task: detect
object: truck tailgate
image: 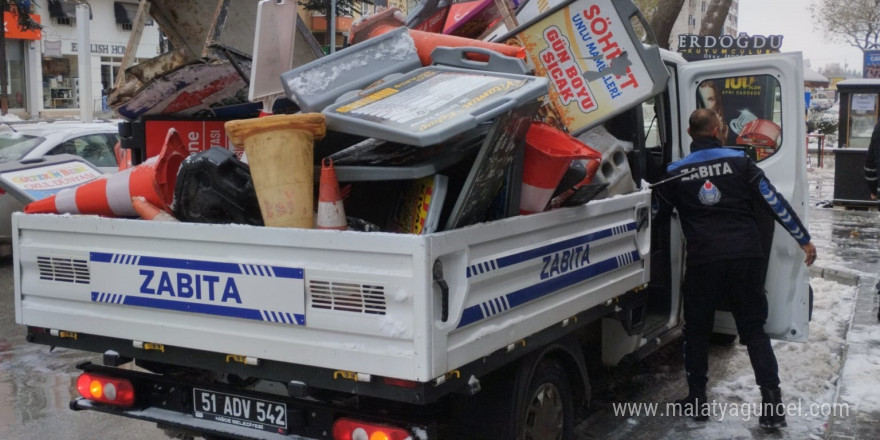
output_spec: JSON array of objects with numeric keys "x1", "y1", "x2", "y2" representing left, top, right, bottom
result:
[{"x1": 14, "y1": 190, "x2": 650, "y2": 383}]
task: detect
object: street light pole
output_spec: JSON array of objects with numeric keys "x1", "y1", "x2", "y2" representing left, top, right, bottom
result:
[
  {"x1": 330, "y1": 0, "x2": 337, "y2": 53},
  {"x1": 76, "y1": 3, "x2": 94, "y2": 122}
]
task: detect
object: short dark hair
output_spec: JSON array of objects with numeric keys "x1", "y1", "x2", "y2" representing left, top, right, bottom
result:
[{"x1": 689, "y1": 108, "x2": 720, "y2": 137}]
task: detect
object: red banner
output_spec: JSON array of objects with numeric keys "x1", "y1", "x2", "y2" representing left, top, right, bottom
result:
[{"x1": 5, "y1": 11, "x2": 41, "y2": 40}]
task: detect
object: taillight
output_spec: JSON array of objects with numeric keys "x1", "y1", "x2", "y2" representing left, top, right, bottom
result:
[
  {"x1": 382, "y1": 377, "x2": 417, "y2": 389},
  {"x1": 76, "y1": 373, "x2": 135, "y2": 407},
  {"x1": 332, "y1": 417, "x2": 411, "y2": 440}
]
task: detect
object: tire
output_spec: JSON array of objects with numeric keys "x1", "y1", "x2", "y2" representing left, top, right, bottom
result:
[
  {"x1": 809, "y1": 284, "x2": 814, "y2": 321},
  {"x1": 518, "y1": 360, "x2": 574, "y2": 440},
  {"x1": 160, "y1": 428, "x2": 194, "y2": 440}
]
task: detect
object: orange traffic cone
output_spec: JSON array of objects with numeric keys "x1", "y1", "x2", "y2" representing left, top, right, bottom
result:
[
  {"x1": 520, "y1": 123, "x2": 602, "y2": 215},
  {"x1": 132, "y1": 196, "x2": 178, "y2": 222},
  {"x1": 349, "y1": 8, "x2": 525, "y2": 66},
  {"x1": 316, "y1": 158, "x2": 347, "y2": 230},
  {"x1": 25, "y1": 129, "x2": 188, "y2": 217},
  {"x1": 114, "y1": 140, "x2": 132, "y2": 171}
]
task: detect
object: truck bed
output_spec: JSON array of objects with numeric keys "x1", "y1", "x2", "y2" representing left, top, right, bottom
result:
[{"x1": 14, "y1": 190, "x2": 650, "y2": 386}]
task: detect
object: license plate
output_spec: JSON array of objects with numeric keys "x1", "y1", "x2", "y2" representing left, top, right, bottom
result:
[{"x1": 193, "y1": 388, "x2": 287, "y2": 434}]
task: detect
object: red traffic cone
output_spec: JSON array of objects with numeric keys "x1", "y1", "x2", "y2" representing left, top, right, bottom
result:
[
  {"x1": 132, "y1": 196, "x2": 178, "y2": 222},
  {"x1": 349, "y1": 8, "x2": 525, "y2": 66},
  {"x1": 520, "y1": 123, "x2": 602, "y2": 215},
  {"x1": 316, "y1": 158, "x2": 347, "y2": 230},
  {"x1": 113, "y1": 139, "x2": 132, "y2": 171},
  {"x1": 25, "y1": 129, "x2": 188, "y2": 217}
]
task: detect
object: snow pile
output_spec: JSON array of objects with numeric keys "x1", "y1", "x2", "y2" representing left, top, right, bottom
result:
[{"x1": 0, "y1": 113, "x2": 22, "y2": 122}]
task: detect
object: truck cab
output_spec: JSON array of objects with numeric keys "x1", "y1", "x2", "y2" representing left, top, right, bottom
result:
[{"x1": 601, "y1": 50, "x2": 811, "y2": 365}]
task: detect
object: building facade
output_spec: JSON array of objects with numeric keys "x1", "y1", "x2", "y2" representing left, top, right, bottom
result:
[
  {"x1": 10, "y1": 0, "x2": 160, "y2": 119},
  {"x1": 296, "y1": 0, "x2": 412, "y2": 51}
]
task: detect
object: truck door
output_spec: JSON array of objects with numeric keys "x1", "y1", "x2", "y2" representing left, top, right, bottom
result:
[{"x1": 675, "y1": 53, "x2": 811, "y2": 342}]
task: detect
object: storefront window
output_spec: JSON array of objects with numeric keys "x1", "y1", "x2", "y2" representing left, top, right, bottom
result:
[
  {"x1": 100, "y1": 57, "x2": 124, "y2": 112},
  {"x1": 696, "y1": 74, "x2": 783, "y2": 162},
  {"x1": 847, "y1": 93, "x2": 879, "y2": 149},
  {"x1": 42, "y1": 55, "x2": 80, "y2": 109},
  {"x1": 5, "y1": 40, "x2": 27, "y2": 109}
]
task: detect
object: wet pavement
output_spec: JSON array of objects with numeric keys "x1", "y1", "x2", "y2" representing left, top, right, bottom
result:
[
  {"x1": 0, "y1": 255, "x2": 167, "y2": 440},
  {"x1": 0, "y1": 153, "x2": 878, "y2": 439}
]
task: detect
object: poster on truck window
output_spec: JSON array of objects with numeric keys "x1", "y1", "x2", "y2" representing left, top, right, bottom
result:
[
  {"x1": 504, "y1": 0, "x2": 665, "y2": 134},
  {"x1": 696, "y1": 75, "x2": 783, "y2": 161}
]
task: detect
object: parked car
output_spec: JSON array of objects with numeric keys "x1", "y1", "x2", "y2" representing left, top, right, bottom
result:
[
  {"x1": 0, "y1": 121, "x2": 120, "y2": 254},
  {"x1": 810, "y1": 90, "x2": 836, "y2": 111}
]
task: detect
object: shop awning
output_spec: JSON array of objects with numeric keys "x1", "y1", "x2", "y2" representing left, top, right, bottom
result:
[
  {"x1": 805, "y1": 66, "x2": 830, "y2": 88},
  {"x1": 114, "y1": 2, "x2": 137, "y2": 25},
  {"x1": 48, "y1": 0, "x2": 76, "y2": 19},
  {"x1": 115, "y1": 1, "x2": 152, "y2": 26}
]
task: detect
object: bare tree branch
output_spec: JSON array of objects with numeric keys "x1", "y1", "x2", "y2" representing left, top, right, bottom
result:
[{"x1": 810, "y1": 0, "x2": 880, "y2": 51}]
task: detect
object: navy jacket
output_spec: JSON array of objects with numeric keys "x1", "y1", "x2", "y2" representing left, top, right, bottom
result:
[
  {"x1": 865, "y1": 121, "x2": 880, "y2": 196},
  {"x1": 656, "y1": 136, "x2": 810, "y2": 265}
]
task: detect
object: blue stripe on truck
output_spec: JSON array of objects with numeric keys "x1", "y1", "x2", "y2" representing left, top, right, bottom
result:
[
  {"x1": 89, "y1": 291, "x2": 306, "y2": 325},
  {"x1": 457, "y1": 250, "x2": 641, "y2": 328},
  {"x1": 90, "y1": 252, "x2": 304, "y2": 279},
  {"x1": 466, "y1": 222, "x2": 636, "y2": 279}
]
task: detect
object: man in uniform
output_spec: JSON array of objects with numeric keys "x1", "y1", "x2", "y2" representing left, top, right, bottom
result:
[
  {"x1": 656, "y1": 108, "x2": 817, "y2": 430},
  {"x1": 864, "y1": 119, "x2": 880, "y2": 301}
]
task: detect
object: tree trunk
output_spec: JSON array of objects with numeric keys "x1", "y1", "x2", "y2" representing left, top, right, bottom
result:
[
  {"x1": 649, "y1": 0, "x2": 686, "y2": 49},
  {"x1": 700, "y1": 0, "x2": 733, "y2": 37}
]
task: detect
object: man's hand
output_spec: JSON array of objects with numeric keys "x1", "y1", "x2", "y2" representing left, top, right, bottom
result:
[
  {"x1": 801, "y1": 242, "x2": 817, "y2": 266},
  {"x1": 871, "y1": 193, "x2": 878, "y2": 200}
]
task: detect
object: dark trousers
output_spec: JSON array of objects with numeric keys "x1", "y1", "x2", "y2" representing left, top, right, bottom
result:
[{"x1": 682, "y1": 258, "x2": 780, "y2": 390}]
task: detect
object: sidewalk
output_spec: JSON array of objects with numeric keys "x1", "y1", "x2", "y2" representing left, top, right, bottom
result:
[
  {"x1": 826, "y1": 271, "x2": 880, "y2": 440},
  {"x1": 806, "y1": 152, "x2": 880, "y2": 440}
]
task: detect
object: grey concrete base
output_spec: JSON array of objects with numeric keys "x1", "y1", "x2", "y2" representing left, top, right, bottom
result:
[
  {"x1": 810, "y1": 265, "x2": 861, "y2": 286},
  {"x1": 825, "y1": 273, "x2": 880, "y2": 440}
]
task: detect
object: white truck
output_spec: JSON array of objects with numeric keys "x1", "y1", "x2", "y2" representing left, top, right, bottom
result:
[{"x1": 11, "y1": 14, "x2": 810, "y2": 440}]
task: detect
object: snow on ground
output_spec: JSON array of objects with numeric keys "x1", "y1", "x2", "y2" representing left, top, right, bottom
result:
[
  {"x1": 681, "y1": 278, "x2": 857, "y2": 440},
  {"x1": 575, "y1": 277, "x2": 860, "y2": 440},
  {"x1": 0, "y1": 113, "x2": 22, "y2": 122},
  {"x1": 839, "y1": 322, "x2": 880, "y2": 413}
]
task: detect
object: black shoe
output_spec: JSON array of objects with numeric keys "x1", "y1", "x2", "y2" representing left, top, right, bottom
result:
[
  {"x1": 674, "y1": 389, "x2": 709, "y2": 421},
  {"x1": 759, "y1": 387, "x2": 787, "y2": 431}
]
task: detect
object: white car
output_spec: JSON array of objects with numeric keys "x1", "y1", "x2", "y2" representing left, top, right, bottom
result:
[{"x1": 0, "y1": 121, "x2": 120, "y2": 254}]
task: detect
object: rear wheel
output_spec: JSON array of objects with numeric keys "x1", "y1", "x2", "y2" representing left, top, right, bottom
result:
[{"x1": 519, "y1": 360, "x2": 573, "y2": 440}]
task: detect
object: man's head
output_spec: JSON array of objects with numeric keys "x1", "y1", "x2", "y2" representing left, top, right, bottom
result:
[{"x1": 688, "y1": 108, "x2": 723, "y2": 142}]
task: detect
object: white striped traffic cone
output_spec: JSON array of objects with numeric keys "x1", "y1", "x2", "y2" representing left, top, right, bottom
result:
[
  {"x1": 25, "y1": 129, "x2": 188, "y2": 217},
  {"x1": 316, "y1": 158, "x2": 347, "y2": 230}
]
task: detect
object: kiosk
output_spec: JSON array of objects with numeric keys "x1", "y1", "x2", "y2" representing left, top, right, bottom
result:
[{"x1": 833, "y1": 79, "x2": 880, "y2": 208}]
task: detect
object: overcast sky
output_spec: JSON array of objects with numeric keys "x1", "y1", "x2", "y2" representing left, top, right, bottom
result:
[{"x1": 738, "y1": 0, "x2": 866, "y2": 72}]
